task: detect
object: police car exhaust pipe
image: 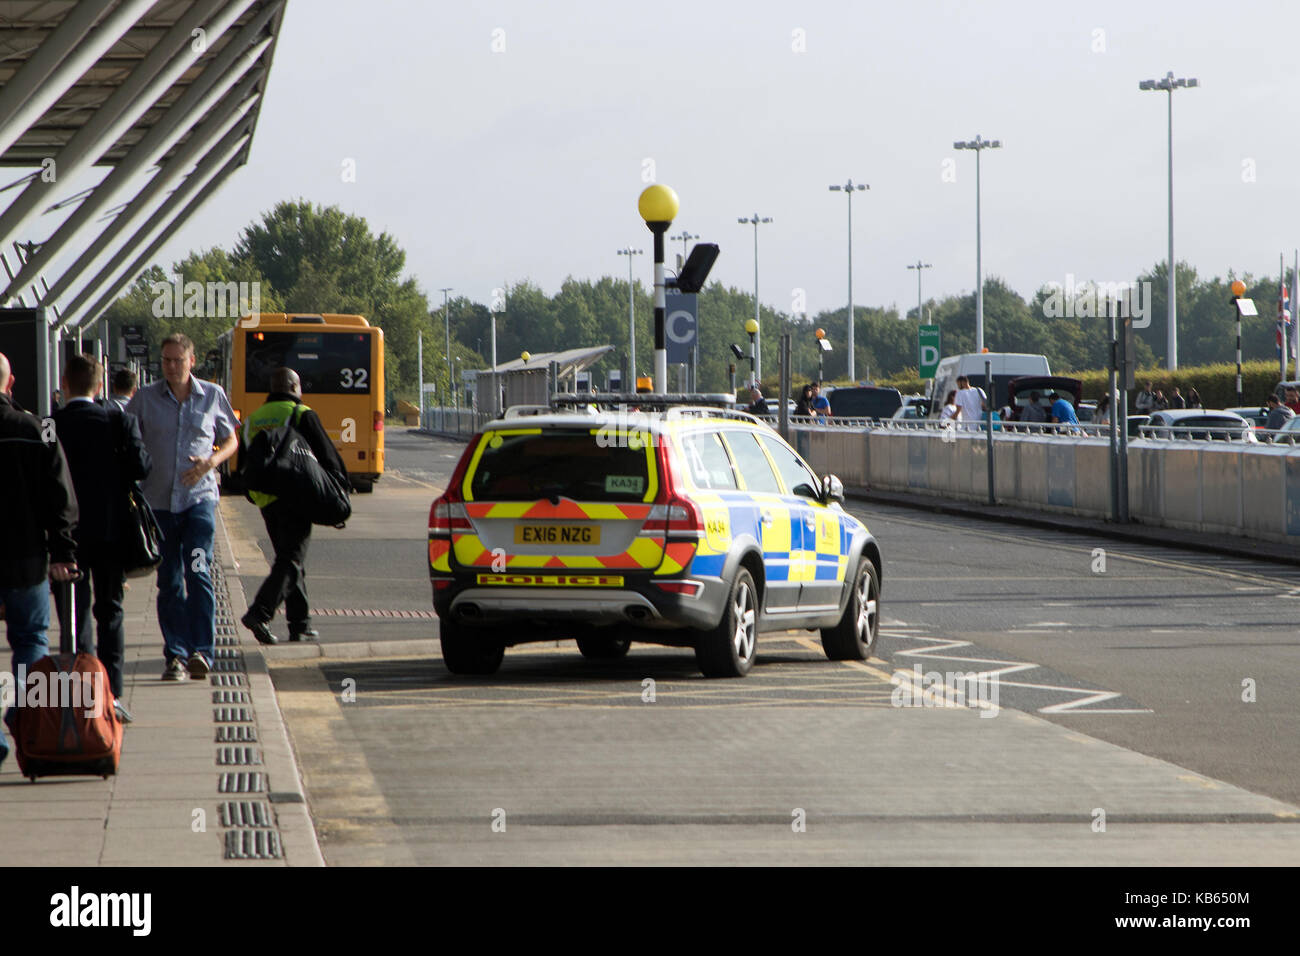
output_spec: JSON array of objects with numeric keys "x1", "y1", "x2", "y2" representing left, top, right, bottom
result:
[
  {"x1": 626, "y1": 606, "x2": 650, "y2": 622},
  {"x1": 458, "y1": 603, "x2": 481, "y2": 619}
]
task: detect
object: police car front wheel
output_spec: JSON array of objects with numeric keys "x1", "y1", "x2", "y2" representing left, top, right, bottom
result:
[{"x1": 822, "y1": 560, "x2": 879, "y2": 661}]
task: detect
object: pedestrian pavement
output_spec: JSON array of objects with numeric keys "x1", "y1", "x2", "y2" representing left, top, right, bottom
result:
[{"x1": 0, "y1": 505, "x2": 323, "y2": 867}]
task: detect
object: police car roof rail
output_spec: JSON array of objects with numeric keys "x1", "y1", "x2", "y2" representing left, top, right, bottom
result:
[{"x1": 549, "y1": 391, "x2": 738, "y2": 412}]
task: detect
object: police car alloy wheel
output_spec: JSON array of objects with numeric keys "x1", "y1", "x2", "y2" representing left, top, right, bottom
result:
[
  {"x1": 821, "y1": 560, "x2": 879, "y2": 661},
  {"x1": 694, "y1": 568, "x2": 758, "y2": 678}
]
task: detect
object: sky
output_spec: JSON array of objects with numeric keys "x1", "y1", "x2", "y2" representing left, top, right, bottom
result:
[{"x1": 36, "y1": 0, "x2": 1300, "y2": 324}]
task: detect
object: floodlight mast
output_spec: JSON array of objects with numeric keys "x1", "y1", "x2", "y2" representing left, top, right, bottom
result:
[
  {"x1": 829, "y1": 180, "x2": 868, "y2": 381},
  {"x1": 1139, "y1": 71, "x2": 1199, "y2": 370},
  {"x1": 953, "y1": 136, "x2": 1001, "y2": 353}
]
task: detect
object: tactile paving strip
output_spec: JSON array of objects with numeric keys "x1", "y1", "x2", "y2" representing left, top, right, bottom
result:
[
  {"x1": 224, "y1": 828, "x2": 282, "y2": 860},
  {"x1": 211, "y1": 560, "x2": 285, "y2": 862}
]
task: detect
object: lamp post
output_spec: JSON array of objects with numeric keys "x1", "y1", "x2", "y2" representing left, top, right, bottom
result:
[
  {"x1": 616, "y1": 247, "x2": 643, "y2": 382},
  {"x1": 745, "y1": 318, "x2": 759, "y2": 388},
  {"x1": 738, "y1": 213, "x2": 772, "y2": 383},
  {"x1": 439, "y1": 287, "x2": 453, "y2": 411},
  {"x1": 906, "y1": 261, "x2": 932, "y2": 323},
  {"x1": 815, "y1": 327, "x2": 826, "y2": 383},
  {"x1": 1139, "y1": 71, "x2": 1199, "y2": 370},
  {"x1": 638, "y1": 185, "x2": 680, "y2": 393},
  {"x1": 953, "y1": 135, "x2": 1001, "y2": 353},
  {"x1": 829, "y1": 180, "x2": 868, "y2": 381}
]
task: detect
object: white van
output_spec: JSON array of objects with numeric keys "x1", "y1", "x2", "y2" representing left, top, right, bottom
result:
[{"x1": 927, "y1": 353, "x2": 1051, "y2": 417}]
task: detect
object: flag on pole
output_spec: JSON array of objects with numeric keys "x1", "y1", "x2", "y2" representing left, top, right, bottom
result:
[
  {"x1": 1292, "y1": 258, "x2": 1299, "y2": 365},
  {"x1": 1278, "y1": 280, "x2": 1291, "y2": 357}
]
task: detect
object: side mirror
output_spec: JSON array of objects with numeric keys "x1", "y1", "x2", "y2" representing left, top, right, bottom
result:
[{"x1": 821, "y1": 474, "x2": 844, "y2": 503}]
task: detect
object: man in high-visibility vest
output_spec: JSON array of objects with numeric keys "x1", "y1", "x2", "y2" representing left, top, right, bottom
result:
[{"x1": 240, "y1": 367, "x2": 347, "y2": 645}]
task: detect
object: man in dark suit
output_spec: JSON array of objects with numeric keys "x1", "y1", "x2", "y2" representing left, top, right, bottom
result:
[{"x1": 52, "y1": 354, "x2": 151, "y2": 723}]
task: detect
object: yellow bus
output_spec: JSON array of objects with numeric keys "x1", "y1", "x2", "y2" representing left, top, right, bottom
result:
[{"x1": 214, "y1": 313, "x2": 385, "y2": 492}]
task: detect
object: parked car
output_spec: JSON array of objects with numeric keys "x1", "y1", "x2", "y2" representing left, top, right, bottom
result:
[
  {"x1": 927, "y1": 352, "x2": 1051, "y2": 418},
  {"x1": 1076, "y1": 401, "x2": 1098, "y2": 424},
  {"x1": 1003, "y1": 376, "x2": 1083, "y2": 428},
  {"x1": 1225, "y1": 406, "x2": 1269, "y2": 432},
  {"x1": 1141, "y1": 409, "x2": 1256, "y2": 442},
  {"x1": 826, "y1": 385, "x2": 903, "y2": 420}
]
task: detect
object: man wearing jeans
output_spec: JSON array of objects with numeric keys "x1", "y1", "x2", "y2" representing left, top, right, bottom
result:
[
  {"x1": 126, "y1": 334, "x2": 238, "y2": 682},
  {"x1": 0, "y1": 352, "x2": 79, "y2": 766}
]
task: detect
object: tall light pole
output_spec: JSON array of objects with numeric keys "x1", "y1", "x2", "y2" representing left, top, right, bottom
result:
[
  {"x1": 1139, "y1": 71, "x2": 1199, "y2": 371},
  {"x1": 616, "y1": 247, "x2": 643, "y2": 382},
  {"x1": 829, "y1": 180, "x2": 867, "y2": 381},
  {"x1": 907, "y1": 261, "x2": 932, "y2": 323},
  {"x1": 439, "y1": 287, "x2": 453, "y2": 410},
  {"x1": 669, "y1": 230, "x2": 698, "y2": 266},
  {"x1": 954, "y1": 135, "x2": 1001, "y2": 353},
  {"x1": 738, "y1": 213, "x2": 772, "y2": 382},
  {"x1": 639, "y1": 185, "x2": 680, "y2": 393}
]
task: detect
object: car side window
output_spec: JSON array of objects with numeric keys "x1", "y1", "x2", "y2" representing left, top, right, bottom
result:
[
  {"x1": 723, "y1": 430, "x2": 782, "y2": 494},
  {"x1": 679, "y1": 432, "x2": 738, "y2": 490},
  {"x1": 757, "y1": 434, "x2": 820, "y2": 499}
]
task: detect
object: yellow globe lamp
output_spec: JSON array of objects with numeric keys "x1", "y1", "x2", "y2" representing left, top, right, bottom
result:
[
  {"x1": 520, "y1": 350, "x2": 531, "y2": 363},
  {"x1": 815, "y1": 327, "x2": 826, "y2": 340},
  {"x1": 745, "y1": 318, "x2": 759, "y2": 335},
  {"x1": 638, "y1": 184, "x2": 680, "y2": 224},
  {"x1": 1230, "y1": 280, "x2": 1247, "y2": 297}
]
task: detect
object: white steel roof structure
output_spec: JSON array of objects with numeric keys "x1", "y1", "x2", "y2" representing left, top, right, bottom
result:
[{"x1": 0, "y1": 0, "x2": 285, "y2": 331}]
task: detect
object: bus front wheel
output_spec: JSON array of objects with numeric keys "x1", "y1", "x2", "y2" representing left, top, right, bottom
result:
[{"x1": 351, "y1": 477, "x2": 375, "y2": 494}]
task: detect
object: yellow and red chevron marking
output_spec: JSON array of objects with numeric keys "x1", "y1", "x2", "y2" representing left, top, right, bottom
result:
[
  {"x1": 656, "y1": 541, "x2": 697, "y2": 576},
  {"x1": 463, "y1": 501, "x2": 652, "y2": 520},
  {"x1": 428, "y1": 538, "x2": 451, "y2": 572},
  {"x1": 450, "y1": 533, "x2": 666, "y2": 570}
]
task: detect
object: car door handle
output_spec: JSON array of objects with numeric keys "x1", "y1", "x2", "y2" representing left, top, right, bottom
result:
[
  {"x1": 804, "y1": 514, "x2": 816, "y2": 531},
  {"x1": 760, "y1": 510, "x2": 774, "y2": 527}
]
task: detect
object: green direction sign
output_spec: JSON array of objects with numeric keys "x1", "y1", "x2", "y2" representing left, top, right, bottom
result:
[{"x1": 918, "y1": 325, "x2": 941, "y2": 378}]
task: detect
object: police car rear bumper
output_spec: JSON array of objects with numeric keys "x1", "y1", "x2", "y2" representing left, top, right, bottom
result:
[{"x1": 436, "y1": 579, "x2": 725, "y2": 631}]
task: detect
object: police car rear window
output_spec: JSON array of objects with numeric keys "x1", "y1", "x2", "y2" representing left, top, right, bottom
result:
[{"x1": 469, "y1": 430, "x2": 652, "y2": 502}]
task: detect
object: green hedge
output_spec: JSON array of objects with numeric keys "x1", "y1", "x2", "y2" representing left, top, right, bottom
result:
[{"x1": 1065, "y1": 360, "x2": 1286, "y2": 410}]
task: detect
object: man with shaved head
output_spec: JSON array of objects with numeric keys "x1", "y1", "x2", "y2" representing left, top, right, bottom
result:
[
  {"x1": 0, "y1": 352, "x2": 79, "y2": 767},
  {"x1": 239, "y1": 366, "x2": 347, "y2": 644}
]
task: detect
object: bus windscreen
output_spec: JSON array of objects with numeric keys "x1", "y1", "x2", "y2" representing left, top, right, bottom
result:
[{"x1": 244, "y1": 331, "x2": 371, "y2": 394}]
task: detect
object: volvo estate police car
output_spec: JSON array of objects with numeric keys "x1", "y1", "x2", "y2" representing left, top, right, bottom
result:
[{"x1": 428, "y1": 395, "x2": 882, "y2": 678}]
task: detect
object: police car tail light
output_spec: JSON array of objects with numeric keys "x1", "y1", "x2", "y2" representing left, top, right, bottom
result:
[
  {"x1": 429, "y1": 437, "x2": 480, "y2": 536},
  {"x1": 651, "y1": 439, "x2": 703, "y2": 535},
  {"x1": 652, "y1": 580, "x2": 702, "y2": 597}
]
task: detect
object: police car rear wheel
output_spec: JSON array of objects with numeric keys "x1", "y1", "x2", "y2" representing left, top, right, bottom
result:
[
  {"x1": 439, "y1": 619, "x2": 505, "y2": 675},
  {"x1": 694, "y1": 568, "x2": 757, "y2": 678},
  {"x1": 576, "y1": 631, "x2": 631, "y2": 659},
  {"x1": 821, "y1": 560, "x2": 879, "y2": 661}
]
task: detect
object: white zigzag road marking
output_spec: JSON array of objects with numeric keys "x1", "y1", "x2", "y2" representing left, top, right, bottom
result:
[{"x1": 883, "y1": 634, "x2": 1153, "y2": 714}]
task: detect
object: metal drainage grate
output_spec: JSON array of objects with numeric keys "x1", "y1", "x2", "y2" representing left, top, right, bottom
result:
[
  {"x1": 224, "y1": 828, "x2": 282, "y2": 860},
  {"x1": 218, "y1": 771, "x2": 266, "y2": 793},
  {"x1": 212, "y1": 659, "x2": 240, "y2": 673},
  {"x1": 214, "y1": 647, "x2": 241, "y2": 660},
  {"x1": 216, "y1": 725, "x2": 258, "y2": 743},
  {"x1": 220, "y1": 800, "x2": 274, "y2": 828},
  {"x1": 217, "y1": 746, "x2": 263, "y2": 766},
  {"x1": 212, "y1": 690, "x2": 250, "y2": 704},
  {"x1": 210, "y1": 673, "x2": 245, "y2": 687},
  {"x1": 214, "y1": 707, "x2": 253, "y2": 722},
  {"x1": 214, "y1": 636, "x2": 238, "y2": 646}
]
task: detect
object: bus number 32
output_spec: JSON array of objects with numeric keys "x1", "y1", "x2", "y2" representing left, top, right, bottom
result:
[{"x1": 341, "y1": 368, "x2": 368, "y2": 388}]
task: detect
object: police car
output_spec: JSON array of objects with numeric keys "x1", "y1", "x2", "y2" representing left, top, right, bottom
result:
[{"x1": 428, "y1": 394, "x2": 883, "y2": 678}]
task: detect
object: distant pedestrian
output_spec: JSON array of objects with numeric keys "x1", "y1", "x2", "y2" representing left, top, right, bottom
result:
[
  {"x1": 1094, "y1": 394, "x2": 1111, "y2": 425},
  {"x1": 1286, "y1": 386, "x2": 1300, "y2": 414},
  {"x1": 240, "y1": 368, "x2": 348, "y2": 644},
  {"x1": 127, "y1": 333, "x2": 239, "y2": 682},
  {"x1": 1186, "y1": 386, "x2": 1202, "y2": 409},
  {"x1": 954, "y1": 375, "x2": 988, "y2": 429},
  {"x1": 1152, "y1": 389, "x2": 1169, "y2": 411},
  {"x1": 810, "y1": 382, "x2": 832, "y2": 419},
  {"x1": 1169, "y1": 386, "x2": 1186, "y2": 410},
  {"x1": 52, "y1": 355, "x2": 151, "y2": 723},
  {"x1": 939, "y1": 390, "x2": 960, "y2": 425},
  {"x1": 1051, "y1": 392, "x2": 1080, "y2": 433},
  {"x1": 108, "y1": 368, "x2": 137, "y2": 412},
  {"x1": 1021, "y1": 390, "x2": 1048, "y2": 426},
  {"x1": 1136, "y1": 381, "x2": 1156, "y2": 414},
  {"x1": 794, "y1": 384, "x2": 813, "y2": 417},
  {"x1": 1265, "y1": 394, "x2": 1294, "y2": 438},
  {"x1": 0, "y1": 352, "x2": 79, "y2": 768},
  {"x1": 745, "y1": 386, "x2": 769, "y2": 416}
]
